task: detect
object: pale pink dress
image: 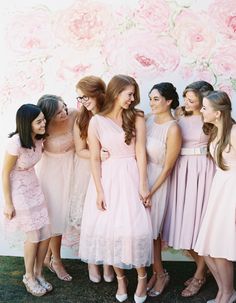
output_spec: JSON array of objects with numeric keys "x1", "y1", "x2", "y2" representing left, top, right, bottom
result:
[
  {"x1": 37, "y1": 131, "x2": 75, "y2": 236},
  {"x1": 5, "y1": 134, "x2": 51, "y2": 243},
  {"x1": 163, "y1": 115, "x2": 215, "y2": 249},
  {"x1": 146, "y1": 115, "x2": 176, "y2": 239},
  {"x1": 79, "y1": 115, "x2": 153, "y2": 269},
  {"x1": 195, "y1": 140, "x2": 236, "y2": 261}
]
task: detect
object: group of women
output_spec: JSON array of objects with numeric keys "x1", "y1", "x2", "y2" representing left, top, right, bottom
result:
[{"x1": 2, "y1": 74, "x2": 236, "y2": 303}]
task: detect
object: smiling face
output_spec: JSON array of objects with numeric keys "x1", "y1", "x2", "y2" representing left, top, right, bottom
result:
[
  {"x1": 149, "y1": 89, "x2": 171, "y2": 115},
  {"x1": 116, "y1": 85, "x2": 135, "y2": 109},
  {"x1": 76, "y1": 88, "x2": 97, "y2": 113},
  {"x1": 201, "y1": 97, "x2": 219, "y2": 124},
  {"x1": 184, "y1": 91, "x2": 201, "y2": 113},
  {"x1": 31, "y1": 111, "x2": 46, "y2": 136},
  {"x1": 52, "y1": 100, "x2": 68, "y2": 122}
]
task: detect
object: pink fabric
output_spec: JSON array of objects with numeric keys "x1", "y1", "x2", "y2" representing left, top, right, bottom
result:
[
  {"x1": 163, "y1": 115, "x2": 215, "y2": 249},
  {"x1": 79, "y1": 115, "x2": 153, "y2": 269},
  {"x1": 5, "y1": 134, "x2": 51, "y2": 243}
]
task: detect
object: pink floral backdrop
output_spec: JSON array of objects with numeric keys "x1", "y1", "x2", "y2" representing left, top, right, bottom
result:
[{"x1": 0, "y1": 0, "x2": 235, "y2": 259}]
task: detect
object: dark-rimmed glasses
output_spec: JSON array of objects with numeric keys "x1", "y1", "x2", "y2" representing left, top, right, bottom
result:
[{"x1": 76, "y1": 95, "x2": 89, "y2": 104}]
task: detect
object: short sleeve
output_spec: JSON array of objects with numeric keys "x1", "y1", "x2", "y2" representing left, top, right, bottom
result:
[
  {"x1": 6, "y1": 135, "x2": 20, "y2": 156},
  {"x1": 88, "y1": 115, "x2": 100, "y2": 140}
]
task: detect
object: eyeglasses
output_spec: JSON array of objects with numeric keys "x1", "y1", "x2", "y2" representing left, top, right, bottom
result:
[{"x1": 76, "y1": 95, "x2": 89, "y2": 104}]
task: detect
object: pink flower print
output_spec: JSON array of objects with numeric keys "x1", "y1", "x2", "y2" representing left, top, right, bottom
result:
[
  {"x1": 172, "y1": 10, "x2": 216, "y2": 60},
  {"x1": 217, "y1": 83, "x2": 233, "y2": 98},
  {"x1": 210, "y1": 0, "x2": 236, "y2": 39},
  {"x1": 53, "y1": 1, "x2": 113, "y2": 49},
  {"x1": 5, "y1": 8, "x2": 54, "y2": 54},
  {"x1": 134, "y1": 0, "x2": 170, "y2": 33}
]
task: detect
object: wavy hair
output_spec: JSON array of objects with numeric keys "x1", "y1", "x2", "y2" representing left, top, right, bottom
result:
[
  {"x1": 75, "y1": 76, "x2": 106, "y2": 140},
  {"x1": 204, "y1": 91, "x2": 235, "y2": 170},
  {"x1": 101, "y1": 74, "x2": 143, "y2": 145}
]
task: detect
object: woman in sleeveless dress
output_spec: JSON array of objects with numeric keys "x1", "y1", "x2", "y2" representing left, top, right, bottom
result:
[
  {"x1": 67, "y1": 75, "x2": 114, "y2": 282},
  {"x1": 163, "y1": 81, "x2": 216, "y2": 297},
  {"x1": 79, "y1": 75, "x2": 152, "y2": 303},
  {"x1": 37, "y1": 95, "x2": 77, "y2": 281},
  {"x1": 2, "y1": 104, "x2": 52, "y2": 296},
  {"x1": 195, "y1": 91, "x2": 236, "y2": 303},
  {"x1": 145, "y1": 83, "x2": 182, "y2": 297}
]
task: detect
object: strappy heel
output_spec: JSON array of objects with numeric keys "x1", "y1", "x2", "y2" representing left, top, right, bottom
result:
[
  {"x1": 115, "y1": 275, "x2": 128, "y2": 302},
  {"x1": 134, "y1": 274, "x2": 147, "y2": 303},
  {"x1": 148, "y1": 270, "x2": 170, "y2": 297},
  {"x1": 228, "y1": 290, "x2": 236, "y2": 303},
  {"x1": 181, "y1": 276, "x2": 206, "y2": 297},
  {"x1": 147, "y1": 271, "x2": 156, "y2": 291},
  {"x1": 22, "y1": 275, "x2": 46, "y2": 297},
  {"x1": 36, "y1": 276, "x2": 53, "y2": 292}
]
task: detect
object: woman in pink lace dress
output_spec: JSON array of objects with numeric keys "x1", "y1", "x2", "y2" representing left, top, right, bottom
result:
[
  {"x1": 37, "y1": 95, "x2": 77, "y2": 281},
  {"x1": 2, "y1": 104, "x2": 52, "y2": 297}
]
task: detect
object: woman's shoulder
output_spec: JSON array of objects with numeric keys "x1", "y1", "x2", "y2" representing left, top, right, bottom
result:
[{"x1": 174, "y1": 107, "x2": 185, "y2": 119}]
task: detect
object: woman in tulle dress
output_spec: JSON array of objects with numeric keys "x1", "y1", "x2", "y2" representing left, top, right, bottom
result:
[
  {"x1": 2, "y1": 104, "x2": 52, "y2": 297},
  {"x1": 79, "y1": 75, "x2": 152, "y2": 303},
  {"x1": 37, "y1": 95, "x2": 77, "y2": 281},
  {"x1": 195, "y1": 91, "x2": 236, "y2": 303},
  {"x1": 145, "y1": 83, "x2": 182, "y2": 297},
  {"x1": 163, "y1": 81, "x2": 216, "y2": 297},
  {"x1": 68, "y1": 75, "x2": 114, "y2": 283}
]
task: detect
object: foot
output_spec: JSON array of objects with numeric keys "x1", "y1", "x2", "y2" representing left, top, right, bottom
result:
[
  {"x1": 88, "y1": 264, "x2": 101, "y2": 283},
  {"x1": 147, "y1": 272, "x2": 157, "y2": 291},
  {"x1": 134, "y1": 274, "x2": 147, "y2": 302},
  {"x1": 184, "y1": 276, "x2": 193, "y2": 286},
  {"x1": 181, "y1": 276, "x2": 206, "y2": 297},
  {"x1": 36, "y1": 276, "x2": 53, "y2": 292},
  {"x1": 103, "y1": 265, "x2": 114, "y2": 283},
  {"x1": 116, "y1": 275, "x2": 128, "y2": 302},
  {"x1": 220, "y1": 290, "x2": 236, "y2": 303},
  {"x1": 50, "y1": 258, "x2": 72, "y2": 282},
  {"x1": 148, "y1": 270, "x2": 170, "y2": 297},
  {"x1": 22, "y1": 275, "x2": 46, "y2": 297}
]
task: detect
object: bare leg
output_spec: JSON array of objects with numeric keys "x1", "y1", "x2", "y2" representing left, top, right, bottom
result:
[
  {"x1": 204, "y1": 256, "x2": 222, "y2": 303},
  {"x1": 24, "y1": 241, "x2": 38, "y2": 281},
  {"x1": 136, "y1": 267, "x2": 147, "y2": 297},
  {"x1": 113, "y1": 267, "x2": 127, "y2": 296},
  {"x1": 214, "y1": 258, "x2": 234, "y2": 303},
  {"x1": 103, "y1": 264, "x2": 114, "y2": 282},
  {"x1": 49, "y1": 235, "x2": 72, "y2": 281},
  {"x1": 87, "y1": 264, "x2": 101, "y2": 283},
  {"x1": 34, "y1": 239, "x2": 50, "y2": 277},
  {"x1": 189, "y1": 250, "x2": 207, "y2": 279}
]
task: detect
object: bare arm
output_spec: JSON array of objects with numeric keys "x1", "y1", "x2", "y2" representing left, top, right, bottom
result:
[
  {"x1": 149, "y1": 123, "x2": 182, "y2": 197},
  {"x1": 73, "y1": 121, "x2": 90, "y2": 159},
  {"x1": 135, "y1": 115, "x2": 149, "y2": 204},
  {"x1": 2, "y1": 152, "x2": 17, "y2": 219},
  {"x1": 88, "y1": 119, "x2": 106, "y2": 211}
]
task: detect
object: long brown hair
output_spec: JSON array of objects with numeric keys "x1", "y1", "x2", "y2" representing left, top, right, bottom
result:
[
  {"x1": 205, "y1": 91, "x2": 235, "y2": 170},
  {"x1": 75, "y1": 76, "x2": 106, "y2": 140},
  {"x1": 100, "y1": 74, "x2": 143, "y2": 145}
]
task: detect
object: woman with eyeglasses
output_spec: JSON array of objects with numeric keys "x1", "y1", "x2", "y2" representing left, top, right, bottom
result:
[
  {"x1": 37, "y1": 94, "x2": 77, "y2": 282},
  {"x1": 67, "y1": 75, "x2": 114, "y2": 283}
]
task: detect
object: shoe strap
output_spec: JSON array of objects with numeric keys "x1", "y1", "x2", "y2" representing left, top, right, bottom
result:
[
  {"x1": 138, "y1": 274, "x2": 147, "y2": 280},
  {"x1": 116, "y1": 275, "x2": 126, "y2": 280}
]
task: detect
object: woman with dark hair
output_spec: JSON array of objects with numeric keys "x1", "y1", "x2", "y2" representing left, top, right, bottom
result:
[
  {"x1": 37, "y1": 94, "x2": 77, "y2": 282},
  {"x1": 195, "y1": 91, "x2": 236, "y2": 303},
  {"x1": 145, "y1": 83, "x2": 182, "y2": 297},
  {"x1": 2, "y1": 104, "x2": 52, "y2": 296},
  {"x1": 68, "y1": 75, "x2": 114, "y2": 283},
  {"x1": 163, "y1": 81, "x2": 216, "y2": 297},
  {"x1": 79, "y1": 75, "x2": 152, "y2": 303}
]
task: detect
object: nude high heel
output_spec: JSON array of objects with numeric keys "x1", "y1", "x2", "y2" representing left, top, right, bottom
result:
[
  {"x1": 134, "y1": 274, "x2": 147, "y2": 303},
  {"x1": 115, "y1": 275, "x2": 128, "y2": 302},
  {"x1": 228, "y1": 290, "x2": 236, "y2": 303},
  {"x1": 148, "y1": 270, "x2": 170, "y2": 297}
]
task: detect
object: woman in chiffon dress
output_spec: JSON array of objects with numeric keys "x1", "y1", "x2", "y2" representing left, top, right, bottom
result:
[
  {"x1": 195, "y1": 91, "x2": 236, "y2": 303},
  {"x1": 67, "y1": 75, "x2": 114, "y2": 282},
  {"x1": 163, "y1": 81, "x2": 216, "y2": 297},
  {"x1": 145, "y1": 83, "x2": 182, "y2": 297},
  {"x1": 2, "y1": 104, "x2": 52, "y2": 297},
  {"x1": 79, "y1": 75, "x2": 152, "y2": 303},
  {"x1": 37, "y1": 95, "x2": 77, "y2": 281}
]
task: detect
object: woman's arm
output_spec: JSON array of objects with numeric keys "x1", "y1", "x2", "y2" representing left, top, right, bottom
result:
[
  {"x1": 88, "y1": 119, "x2": 106, "y2": 211},
  {"x1": 135, "y1": 115, "x2": 150, "y2": 205},
  {"x1": 149, "y1": 123, "x2": 182, "y2": 197},
  {"x1": 73, "y1": 121, "x2": 90, "y2": 159},
  {"x1": 2, "y1": 152, "x2": 17, "y2": 219}
]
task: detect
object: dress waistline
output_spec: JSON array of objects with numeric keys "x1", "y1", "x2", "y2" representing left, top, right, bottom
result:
[{"x1": 180, "y1": 146, "x2": 207, "y2": 156}]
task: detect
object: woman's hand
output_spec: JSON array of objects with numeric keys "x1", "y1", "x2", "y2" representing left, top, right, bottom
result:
[
  {"x1": 4, "y1": 204, "x2": 15, "y2": 220},
  {"x1": 96, "y1": 191, "x2": 107, "y2": 211},
  {"x1": 100, "y1": 148, "x2": 110, "y2": 162},
  {"x1": 139, "y1": 186, "x2": 151, "y2": 208}
]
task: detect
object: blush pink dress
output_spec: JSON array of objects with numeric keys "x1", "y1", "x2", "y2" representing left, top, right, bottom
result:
[
  {"x1": 37, "y1": 130, "x2": 75, "y2": 236},
  {"x1": 195, "y1": 140, "x2": 236, "y2": 261},
  {"x1": 146, "y1": 115, "x2": 176, "y2": 239},
  {"x1": 5, "y1": 134, "x2": 51, "y2": 243},
  {"x1": 79, "y1": 115, "x2": 153, "y2": 269},
  {"x1": 163, "y1": 115, "x2": 215, "y2": 249}
]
